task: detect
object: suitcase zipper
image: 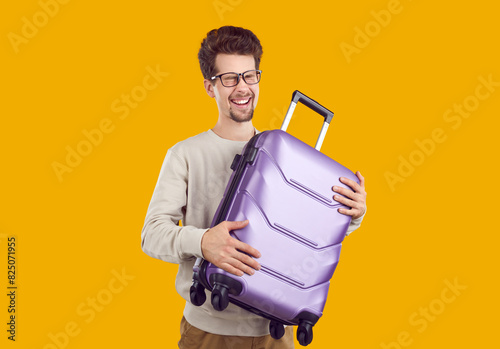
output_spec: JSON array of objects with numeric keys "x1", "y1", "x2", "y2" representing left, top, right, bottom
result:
[{"x1": 214, "y1": 132, "x2": 263, "y2": 225}]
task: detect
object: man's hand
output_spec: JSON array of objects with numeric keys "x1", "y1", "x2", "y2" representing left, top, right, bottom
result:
[
  {"x1": 332, "y1": 171, "x2": 367, "y2": 219},
  {"x1": 201, "y1": 220, "x2": 261, "y2": 277}
]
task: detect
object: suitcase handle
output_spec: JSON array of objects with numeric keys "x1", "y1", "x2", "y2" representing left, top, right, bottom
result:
[
  {"x1": 292, "y1": 90, "x2": 334, "y2": 124},
  {"x1": 280, "y1": 90, "x2": 334, "y2": 151}
]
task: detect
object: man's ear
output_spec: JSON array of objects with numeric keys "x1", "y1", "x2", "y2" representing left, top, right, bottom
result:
[{"x1": 204, "y1": 79, "x2": 215, "y2": 98}]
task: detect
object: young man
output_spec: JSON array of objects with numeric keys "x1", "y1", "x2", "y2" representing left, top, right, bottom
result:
[{"x1": 141, "y1": 26, "x2": 367, "y2": 349}]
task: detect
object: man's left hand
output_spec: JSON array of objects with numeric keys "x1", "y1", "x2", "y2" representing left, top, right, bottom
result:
[{"x1": 332, "y1": 171, "x2": 366, "y2": 219}]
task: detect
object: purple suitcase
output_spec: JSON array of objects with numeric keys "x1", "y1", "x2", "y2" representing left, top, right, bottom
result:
[{"x1": 190, "y1": 91, "x2": 359, "y2": 346}]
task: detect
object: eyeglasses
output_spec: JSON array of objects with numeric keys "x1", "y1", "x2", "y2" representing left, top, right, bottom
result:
[{"x1": 210, "y1": 70, "x2": 262, "y2": 87}]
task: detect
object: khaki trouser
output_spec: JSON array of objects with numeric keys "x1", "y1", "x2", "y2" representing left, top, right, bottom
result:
[{"x1": 178, "y1": 316, "x2": 295, "y2": 349}]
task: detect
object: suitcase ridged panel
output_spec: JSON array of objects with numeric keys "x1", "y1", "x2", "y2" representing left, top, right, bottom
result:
[{"x1": 226, "y1": 191, "x2": 342, "y2": 288}]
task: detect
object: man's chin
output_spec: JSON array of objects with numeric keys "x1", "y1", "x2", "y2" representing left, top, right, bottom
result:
[{"x1": 229, "y1": 109, "x2": 254, "y2": 123}]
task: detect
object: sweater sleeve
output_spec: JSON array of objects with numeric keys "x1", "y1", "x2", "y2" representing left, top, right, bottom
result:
[
  {"x1": 345, "y1": 210, "x2": 366, "y2": 236},
  {"x1": 141, "y1": 149, "x2": 208, "y2": 263}
]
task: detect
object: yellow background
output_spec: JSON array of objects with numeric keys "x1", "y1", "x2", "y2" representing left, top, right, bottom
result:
[{"x1": 2, "y1": 0, "x2": 499, "y2": 348}]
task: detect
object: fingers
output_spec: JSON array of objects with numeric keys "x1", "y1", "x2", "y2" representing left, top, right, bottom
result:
[
  {"x1": 223, "y1": 220, "x2": 261, "y2": 259},
  {"x1": 218, "y1": 263, "x2": 247, "y2": 277},
  {"x1": 222, "y1": 252, "x2": 261, "y2": 277},
  {"x1": 356, "y1": 171, "x2": 365, "y2": 189},
  {"x1": 235, "y1": 243, "x2": 261, "y2": 270},
  {"x1": 218, "y1": 248, "x2": 261, "y2": 277},
  {"x1": 208, "y1": 220, "x2": 261, "y2": 277},
  {"x1": 332, "y1": 172, "x2": 367, "y2": 219},
  {"x1": 228, "y1": 221, "x2": 261, "y2": 270},
  {"x1": 235, "y1": 239, "x2": 261, "y2": 259},
  {"x1": 338, "y1": 176, "x2": 364, "y2": 194},
  {"x1": 333, "y1": 193, "x2": 358, "y2": 209},
  {"x1": 337, "y1": 203, "x2": 361, "y2": 217},
  {"x1": 332, "y1": 184, "x2": 355, "y2": 200},
  {"x1": 332, "y1": 173, "x2": 367, "y2": 198},
  {"x1": 334, "y1": 195, "x2": 363, "y2": 215},
  {"x1": 223, "y1": 219, "x2": 249, "y2": 231}
]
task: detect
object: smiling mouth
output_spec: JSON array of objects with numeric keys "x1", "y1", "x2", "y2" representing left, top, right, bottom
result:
[{"x1": 231, "y1": 97, "x2": 251, "y2": 107}]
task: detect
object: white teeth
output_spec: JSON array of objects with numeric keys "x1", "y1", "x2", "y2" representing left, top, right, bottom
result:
[{"x1": 232, "y1": 98, "x2": 250, "y2": 105}]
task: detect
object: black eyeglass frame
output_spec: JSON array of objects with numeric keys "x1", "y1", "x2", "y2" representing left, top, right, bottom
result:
[{"x1": 210, "y1": 70, "x2": 262, "y2": 87}]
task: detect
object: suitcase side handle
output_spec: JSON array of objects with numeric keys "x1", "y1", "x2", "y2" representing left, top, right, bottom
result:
[{"x1": 280, "y1": 90, "x2": 334, "y2": 151}]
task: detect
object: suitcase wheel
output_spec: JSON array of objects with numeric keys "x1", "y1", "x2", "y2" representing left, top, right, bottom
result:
[
  {"x1": 269, "y1": 321, "x2": 286, "y2": 340},
  {"x1": 211, "y1": 284, "x2": 229, "y2": 311},
  {"x1": 297, "y1": 320, "x2": 314, "y2": 346},
  {"x1": 189, "y1": 281, "x2": 207, "y2": 306}
]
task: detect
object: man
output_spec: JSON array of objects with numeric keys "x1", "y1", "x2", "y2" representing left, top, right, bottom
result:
[{"x1": 141, "y1": 26, "x2": 367, "y2": 349}]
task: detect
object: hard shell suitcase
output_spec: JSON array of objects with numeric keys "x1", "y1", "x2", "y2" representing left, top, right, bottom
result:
[{"x1": 190, "y1": 90, "x2": 359, "y2": 346}]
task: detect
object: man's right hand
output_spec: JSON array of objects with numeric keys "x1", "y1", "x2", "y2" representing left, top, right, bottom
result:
[{"x1": 201, "y1": 220, "x2": 261, "y2": 277}]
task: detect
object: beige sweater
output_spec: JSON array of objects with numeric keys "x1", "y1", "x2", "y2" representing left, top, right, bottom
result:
[{"x1": 141, "y1": 129, "x2": 363, "y2": 336}]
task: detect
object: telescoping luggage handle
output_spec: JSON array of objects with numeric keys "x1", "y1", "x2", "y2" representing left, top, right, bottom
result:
[{"x1": 280, "y1": 90, "x2": 334, "y2": 151}]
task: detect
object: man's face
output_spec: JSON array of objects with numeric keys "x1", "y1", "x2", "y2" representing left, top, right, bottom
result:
[{"x1": 205, "y1": 54, "x2": 260, "y2": 123}]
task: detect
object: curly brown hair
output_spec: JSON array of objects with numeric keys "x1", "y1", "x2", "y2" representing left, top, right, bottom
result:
[{"x1": 198, "y1": 26, "x2": 263, "y2": 81}]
